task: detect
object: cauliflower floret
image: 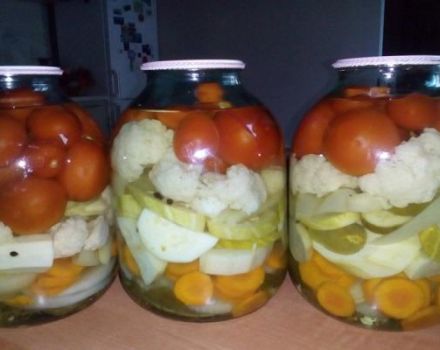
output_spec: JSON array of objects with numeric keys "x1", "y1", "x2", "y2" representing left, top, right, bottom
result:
[
  {"x1": 51, "y1": 217, "x2": 89, "y2": 258},
  {"x1": 291, "y1": 154, "x2": 358, "y2": 197},
  {"x1": 191, "y1": 165, "x2": 267, "y2": 217},
  {"x1": 359, "y1": 128, "x2": 440, "y2": 207},
  {"x1": 111, "y1": 119, "x2": 174, "y2": 182},
  {"x1": 84, "y1": 215, "x2": 109, "y2": 251},
  {"x1": 0, "y1": 222, "x2": 13, "y2": 244},
  {"x1": 149, "y1": 149, "x2": 203, "y2": 202}
]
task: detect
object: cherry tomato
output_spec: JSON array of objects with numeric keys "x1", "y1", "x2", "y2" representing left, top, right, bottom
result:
[
  {"x1": 293, "y1": 100, "x2": 336, "y2": 157},
  {"x1": 214, "y1": 107, "x2": 282, "y2": 169},
  {"x1": 156, "y1": 110, "x2": 189, "y2": 130},
  {"x1": 173, "y1": 111, "x2": 219, "y2": 165},
  {"x1": 387, "y1": 93, "x2": 437, "y2": 131},
  {"x1": 0, "y1": 88, "x2": 45, "y2": 108},
  {"x1": 27, "y1": 105, "x2": 81, "y2": 146},
  {"x1": 63, "y1": 103, "x2": 105, "y2": 146},
  {"x1": 203, "y1": 156, "x2": 228, "y2": 174},
  {"x1": 195, "y1": 83, "x2": 224, "y2": 103},
  {"x1": 323, "y1": 108, "x2": 401, "y2": 176},
  {"x1": 0, "y1": 107, "x2": 36, "y2": 124},
  {"x1": 23, "y1": 140, "x2": 66, "y2": 178},
  {"x1": 329, "y1": 96, "x2": 375, "y2": 114},
  {"x1": 58, "y1": 139, "x2": 110, "y2": 201},
  {"x1": 0, "y1": 163, "x2": 24, "y2": 188},
  {"x1": 0, "y1": 177, "x2": 67, "y2": 235},
  {"x1": 0, "y1": 116, "x2": 27, "y2": 167}
]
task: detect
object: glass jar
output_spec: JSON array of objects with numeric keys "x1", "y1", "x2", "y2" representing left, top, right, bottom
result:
[
  {"x1": 289, "y1": 56, "x2": 440, "y2": 331},
  {"x1": 0, "y1": 66, "x2": 116, "y2": 327},
  {"x1": 111, "y1": 59, "x2": 287, "y2": 321}
]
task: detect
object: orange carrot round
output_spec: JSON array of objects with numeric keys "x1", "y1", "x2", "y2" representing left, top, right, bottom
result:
[
  {"x1": 316, "y1": 281, "x2": 356, "y2": 317},
  {"x1": 401, "y1": 305, "x2": 440, "y2": 331},
  {"x1": 174, "y1": 271, "x2": 213, "y2": 306},
  {"x1": 373, "y1": 278, "x2": 425, "y2": 319},
  {"x1": 299, "y1": 259, "x2": 332, "y2": 290},
  {"x1": 214, "y1": 267, "x2": 265, "y2": 299},
  {"x1": 122, "y1": 245, "x2": 140, "y2": 277},
  {"x1": 232, "y1": 291, "x2": 270, "y2": 317},
  {"x1": 165, "y1": 260, "x2": 199, "y2": 280},
  {"x1": 415, "y1": 279, "x2": 432, "y2": 308},
  {"x1": 265, "y1": 242, "x2": 287, "y2": 270}
]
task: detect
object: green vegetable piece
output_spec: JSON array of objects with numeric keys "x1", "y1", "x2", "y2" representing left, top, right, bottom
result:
[
  {"x1": 310, "y1": 223, "x2": 367, "y2": 255},
  {"x1": 419, "y1": 225, "x2": 440, "y2": 263},
  {"x1": 216, "y1": 231, "x2": 279, "y2": 249},
  {"x1": 65, "y1": 198, "x2": 107, "y2": 217},
  {"x1": 301, "y1": 212, "x2": 360, "y2": 231},
  {"x1": 118, "y1": 194, "x2": 142, "y2": 219}
]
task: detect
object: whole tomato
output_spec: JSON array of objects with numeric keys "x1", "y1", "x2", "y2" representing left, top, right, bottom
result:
[
  {"x1": 0, "y1": 88, "x2": 45, "y2": 108},
  {"x1": 23, "y1": 140, "x2": 66, "y2": 178},
  {"x1": 0, "y1": 177, "x2": 67, "y2": 235},
  {"x1": 58, "y1": 139, "x2": 110, "y2": 201},
  {"x1": 0, "y1": 115, "x2": 27, "y2": 167},
  {"x1": 214, "y1": 107, "x2": 282, "y2": 170}
]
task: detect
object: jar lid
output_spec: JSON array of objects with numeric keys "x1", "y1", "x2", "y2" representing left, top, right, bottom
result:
[
  {"x1": 332, "y1": 55, "x2": 440, "y2": 69},
  {"x1": 0, "y1": 66, "x2": 63, "y2": 76},
  {"x1": 141, "y1": 59, "x2": 245, "y2": 71}
]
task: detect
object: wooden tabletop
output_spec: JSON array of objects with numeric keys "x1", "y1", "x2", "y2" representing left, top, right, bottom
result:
[{"x1": 0, "y1": 277, "x2": 438, "y2": 350}]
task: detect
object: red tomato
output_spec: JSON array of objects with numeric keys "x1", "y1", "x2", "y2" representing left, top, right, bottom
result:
[
  {"x1": 27, "y1": 105, "x2": 81, "y2": 146},
  {"x1": 0, "y1": 116, "x2": 27, "y2": 167},
  {"x1": 0, "y1": 164, "x2": 24, "y2": 188},
  {"x1": 329, "y1": 96, "x2": 375, "y2": 114},
  {"x1": 173, "y1": 111, "x2": 219, "y2": 165},
  {"x1": 0, "y1": 88, "x2": 45, "y2": 108},
  {"x1": 323, "y1": 108, "x2": 401, "y2": 176},
  {"x1": 23, "y1": 140, "x2": 66, "y2": 178},
  {"x1": 0, "y1": 177, "x2": 67, "y2": 235},
  {"x1": 387, "y1": 93, "x2": 437, "y2": 131},
  {"x1": 0, "y1": 107, "x2": 36, "y2": 124},
  {"x1": 343, "y1": 86, "x2": 390, "y2": 98},
  {"x1": 214, "y1": 107, "x2": 282, "y2": 169},
  {"x1": 63, "y1": 103, "x2": 105, "y2": 146},
  {"x1": 58, "y1": 139, "x2": 110, "y2": 201},
  {"x1": 293, "y1": 100, "x2": 336, "y2": 157}
]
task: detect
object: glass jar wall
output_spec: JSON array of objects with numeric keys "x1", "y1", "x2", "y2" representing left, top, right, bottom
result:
[
  {"x1": 0, "y1": 66, "x2": 116, "y2": 326},
  {"x1": 111, "y1": 59, "x2": 287, "y2": 321},
  {"x1": 289, "y1": 56, "x2": 440, "y2": 331}
]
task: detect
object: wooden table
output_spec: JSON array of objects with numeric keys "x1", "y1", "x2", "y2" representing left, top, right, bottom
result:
[{"x1": 0, "y1": 277, "x2": 438, "y2": 350}]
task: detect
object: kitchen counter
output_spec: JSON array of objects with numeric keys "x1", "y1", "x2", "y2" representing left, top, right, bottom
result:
[{"x1": 0, "y1": 277, "x2": 438, "y2": 350}]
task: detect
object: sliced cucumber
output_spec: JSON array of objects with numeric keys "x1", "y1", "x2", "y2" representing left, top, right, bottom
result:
[
  {"x1": 295, "y1": 193, "x2": 322, "y2": 219},
  {"x1": 199, "y1": 245, "x2": 272, "y2": 275},
  {"x1": 117, "y1": 216, "x2": 166, "y2": 285},
  {"x1": 118, "y1": 194, "x2": 142, "y2": 219},
  {"x1": 65, "y1": 197, "x2": 107, "y2": 217},
  {"x1": 128, "y1": 185, "x2": 206, "y2": 231},
  {"x1": 98, "y1": 239, "x2": 113, "y2": 265},
  {"x1": 300, "y1": 212, "x2": 360, "y2": 231},
  {"x1": 289, "y1": 223, "x2": 312, "y2": 262},
  {"x1": 315, "y1": 188, "x2": 356, "y2": 215},
  {"x1": 361, "y1": 210, "x2": 411, "y2": 228},
  {"x1": 207, "y1": 209, "x2": 278, "y2": 240},
  {"x1": 216, "y1": 231, "x2": 279, "y2": 249},
  {"x1": 137, "y1": 209, "x2": 217, "y2": 263},
  {"x1": 260, "y1": 166, "x2": 286, "y2": 195},
  {"x1": 310, "y1": 224, "x2": 367, "y2": 255},
  {"x1": 347, "y1": 192, "x2": 391, "y2": 213}
]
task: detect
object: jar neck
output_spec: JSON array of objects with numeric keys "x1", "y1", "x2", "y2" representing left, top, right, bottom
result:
[
  {"x1": 131, "y1": 69, "x2": 259, "y2": 109},
  {"x1": 334, "y1": 65, "x2": 440, "y2": 96}
]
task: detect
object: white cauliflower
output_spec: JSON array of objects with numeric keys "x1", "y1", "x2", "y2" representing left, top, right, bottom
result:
[
  {"x1": 291, "y1": 154, "x2": 358, "y2": 197},
  {"x1": 359, "y1": 128, "x2": 440, "y2": 207},
  {"x1": 191, "y1": 165, "x2": 267, "y2": 217},
  {"x1": 51, "y1": 217, "x2": 89, "y2": 258},
  {"x1": 84, "y1": 215, "x2": 109, "y2": 250},
  {"x1": 149, "y1": 149, "x2": 203, "y2": 202},
  {"x1": 111, "y1": 119, "x2": 174, "y2": 182},
  {"x1": 0, "y1": 222, "x2": 13, "y2": 244}
]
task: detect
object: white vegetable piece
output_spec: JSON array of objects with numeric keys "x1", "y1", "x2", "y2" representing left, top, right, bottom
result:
[
  {"x1": 137, "y1": 209, "x2": 218, "y2": 263},
  {"x1": 98, "y1": 238, "x2": 113, "y2": 265},
  {"x1": 111, "y1": 119, "x2": 174, "y2": 182},
  {"x1": 51, "y1": 217, "x2": 89, "y2": 258},
  {"x1": 199, "y1": 245, "x2": 271, "y2": 275},
  {"x1": 289, "y1": 222, "x2": 312, "y2": 263},
  {"x1": 0, "y1": 222, "x2": 13, "y2": 244},
  {"x1": 404, "y1": 252, "x2": 440, "y2": 279},
  {"x1": 73, "y1": 249, "x2": 101, "y2": 267},
  {"x1": 84, "y1": 215, "x2": 110, "y2": 251},
  {"x1": 0, "y1": 234, "x2": 54, "y2": 271},
  {"x1": 0, "y1": 272, "x2": 37, "y2": 296},
  {"x1": 117, "y1": 216, "x2": 166, "y2": 285},
  {"x1": 260, "y1": 166, "x2": 286, "y2": 195}
]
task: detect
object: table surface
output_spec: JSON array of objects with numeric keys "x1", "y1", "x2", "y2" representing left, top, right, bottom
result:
[{"x1": 0, "y1": 277, "x2": 439, "y2": 350}]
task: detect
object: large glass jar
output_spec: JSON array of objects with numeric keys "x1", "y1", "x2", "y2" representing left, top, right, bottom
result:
[
  {"x1": 289, "y1": 56, "x2": 440, "y2": 331},
  {"x1": 111, "y1": 59, "x2": 287, "y2": 321},
  {"x1": 0, "y1": 66, "x2": 116, "y2": 326}
]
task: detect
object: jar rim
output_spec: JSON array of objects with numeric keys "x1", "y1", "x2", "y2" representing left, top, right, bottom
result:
[
  {"x1": 0, "y1": 66, "x2": 63, "y2": 76},
  {"x1": 332, "y1": 55, "x2": 440, "y2": 69},
  {"x1": 141, "y1": 59, "x2": 245, "y2": 71}
]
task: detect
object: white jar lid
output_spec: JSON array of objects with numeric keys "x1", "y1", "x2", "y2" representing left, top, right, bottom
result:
[
  {"x1": 141, "y1": 59, "x2": 245, "y2": 71},
  {"x1": 0, "y1": 66, "x2": 63, "y2": 76},
  {"x1": 332, "y1": 55, "x2": 440, "y2": 69}
]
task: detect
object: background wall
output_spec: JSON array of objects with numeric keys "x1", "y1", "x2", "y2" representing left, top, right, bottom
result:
[{"x1": 156, "y1": 0, "x2": 384, "y2": 143}]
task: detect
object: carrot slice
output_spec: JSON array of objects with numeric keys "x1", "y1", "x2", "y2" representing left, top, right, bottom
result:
[
  {"x1": 122, "y1": 245, "x2": 140, "y2": 277},
  {"x1": 214, "y1": 267, "x2": 265, "y2": 299},
  {"x1": 232, "y1": 291, "x2": 270, "y2": 317},
  {"x1": 165, "y1": 260, "x2": 199, "y2": 280},
  {"x1": 415, "y1": 279, "x2": 432, "y2": 308},
  {"x1": 4, "y1": 295, "x2": 33, "y2": 306},
  {"x1": 362, "y1": 278, "x2": 383, "y2": 303},
  {"x1": 265, "y1": 242, "x2": 287, "y2": 270},
  {"x1": 316, "y1": 281, "x2": 356, "y2": 317},
  {"x1": 373, "y1": 278, "x2": 425, "y2": 319},
  {"x1": 401, "y1": 305, "x2": 440, "y2": 330},
  {"x1": 428, "y1": 275, "x2": 440, "y2": 283},
  {"x1": 195, "y1": 82, "x2": 224, "y2": 104},
  {"x1": 174, "y1": 271, "x2": 213, "y2": 306},
  {"x1": 299, "y1": 259, "x2": 332, "y2": 290}
]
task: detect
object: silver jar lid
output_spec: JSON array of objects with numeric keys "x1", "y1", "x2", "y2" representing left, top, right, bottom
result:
[
  {"x1": 0, "y1": 66, "x2": 63, "y2": 76},
  {"x1": 141, "y1": 59, "x2": 245, "y2": 71},
  {"x1": 332, "y1": 55, "x2": 440, "y2": 69}
]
